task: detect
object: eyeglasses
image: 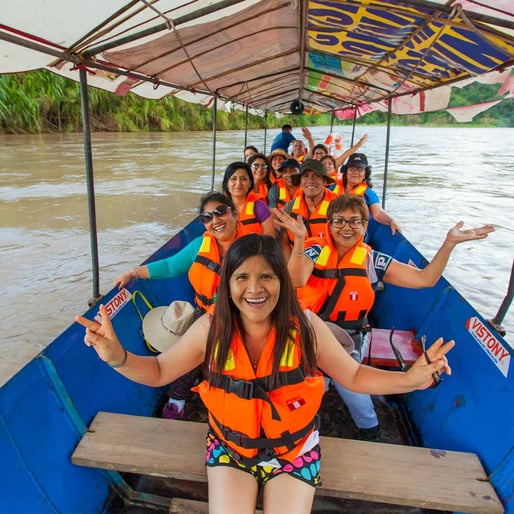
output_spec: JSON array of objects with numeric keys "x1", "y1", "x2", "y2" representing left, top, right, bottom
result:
[
  {"x1": 251, "y1": 163, "x2": 268, "y2": 170},
  {"x1": 330, "y1": 218, "x2": 367, "y2": 229},
  {"x1": 348, "y1": 166, "x2": 365, "y2": 173},
  {"x1": 200, "y1": 205, "x2": 231, "y2": 224}
]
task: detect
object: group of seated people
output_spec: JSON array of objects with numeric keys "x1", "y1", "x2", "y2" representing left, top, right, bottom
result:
[{"x1": 114, "y1": 128, "x2": 493, "y2": 442}]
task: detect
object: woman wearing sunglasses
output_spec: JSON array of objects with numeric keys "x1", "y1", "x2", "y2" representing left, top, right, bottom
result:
[
  {"x1": 247, "y1": 153, "x2": 273, "y2": 200},
  {"x1": 114, "y1": 192, "x2": 242, "y2": 419},
  {"x1": 276, "y1": 194, "x2": 494, "y2": 442},
  {"x1": 222, "y1": 161, "x2": 275, "y2": 238}
]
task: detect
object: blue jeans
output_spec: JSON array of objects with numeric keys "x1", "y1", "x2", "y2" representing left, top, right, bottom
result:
[{"x1": 327, "y1": 331, "x2": 379, "y2": 429}]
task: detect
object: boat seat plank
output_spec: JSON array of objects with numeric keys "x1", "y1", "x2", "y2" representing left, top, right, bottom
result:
[{"x1": 72, "y1": 412, "x2": 503, "y2": 513}]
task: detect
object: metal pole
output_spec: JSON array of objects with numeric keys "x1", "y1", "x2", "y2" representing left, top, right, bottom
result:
[
  {"x1": 211, "y1": 97, "x2": 217, "y2": 192},
  {"x1": 382, "y1": 100, "x2": 392, "y2": 209},
  {"x1": 350, "y1": 107, "x2": 357, "y2": 146},
  {"x1": 78, "y1": 68, "x2": 101, "y2": 305},
  {"x1": 488, "y1": 259, "x2": 514, "y2": 336},
  {"x1": 329, "y1": 110, "x2": 335, "y2": 134},
  {"x1": 263, "y1": 111, "x2": 268, "y2": 154},
  {"x1": 244, "y1": 105, "x2": 249, "y2": 157}
]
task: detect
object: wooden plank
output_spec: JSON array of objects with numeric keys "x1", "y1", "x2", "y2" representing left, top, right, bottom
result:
[
  {"x1": 72, "y1": 412, "x2": 504, "y2": 513},
  {"x1": 319, "y1": 437, "x2": 503, "y2": 513}
]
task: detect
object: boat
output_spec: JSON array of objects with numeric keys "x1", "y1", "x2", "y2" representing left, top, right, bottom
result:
[{"x1": 1, "y1": 1, "x2": 513, "y2": 513}]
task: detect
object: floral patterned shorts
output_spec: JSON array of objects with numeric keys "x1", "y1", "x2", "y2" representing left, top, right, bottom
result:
[{"x1": 205, "y1": 431, "x2": 321, "y2": 488}]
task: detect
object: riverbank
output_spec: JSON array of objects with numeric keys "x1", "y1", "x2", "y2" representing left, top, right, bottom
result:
[{"x1": 1, "y1": 70, "x2": 512, "y2": 134}]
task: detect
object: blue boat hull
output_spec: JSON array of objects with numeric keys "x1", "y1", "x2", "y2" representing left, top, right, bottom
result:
[{"x1": 1, "y1": 218, "x2": 512, "y2": 513}]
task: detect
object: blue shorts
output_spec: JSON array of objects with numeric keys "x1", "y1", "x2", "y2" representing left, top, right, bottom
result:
[{"x1": 205, "y1": 431, "x2": 321, "y2": 488}]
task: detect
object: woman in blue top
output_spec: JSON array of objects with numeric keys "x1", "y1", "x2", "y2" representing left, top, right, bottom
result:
[
  {"x1": 114, "y1": 191, "x2": 240, "y2": 419},
  {"x1": 339, "y1": 153, "x2": 402, "y2": 235}
]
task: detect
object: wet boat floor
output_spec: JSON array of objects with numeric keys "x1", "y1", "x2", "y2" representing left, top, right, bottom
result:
[{"x1": 113, "y1": 387, "x2": 449, "y2": 514}]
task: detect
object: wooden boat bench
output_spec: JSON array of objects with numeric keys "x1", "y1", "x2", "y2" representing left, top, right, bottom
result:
[{"x1": 72, "y1": 412, "x2": 503, "y2": 513}]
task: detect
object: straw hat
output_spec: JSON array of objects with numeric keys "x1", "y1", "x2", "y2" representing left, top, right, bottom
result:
[
  {"x1": 142, "y1": 300, "x2": 195, "y2": 353},
  {"x1": 325, "y1": 322, "x2": 358, "y2": 361}
]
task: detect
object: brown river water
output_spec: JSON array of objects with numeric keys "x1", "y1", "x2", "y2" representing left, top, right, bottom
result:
[{"x1": 0, "y1": 126, "x2": 512, "y2": 385}]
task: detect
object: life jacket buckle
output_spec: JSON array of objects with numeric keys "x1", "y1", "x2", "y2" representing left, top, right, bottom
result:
[{"x1": 226, "y1": 377, "x2": 254, "y2": 399}]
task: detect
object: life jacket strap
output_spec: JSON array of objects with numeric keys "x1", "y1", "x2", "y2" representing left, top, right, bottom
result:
[
  {"x1": 209, "y1": 368, "x2": 306, "y2": 421},
  {"x1": 209, "y1": 414, "x2": 318, "y2": 457},
  {"x1": 194, "y1": 255, "x2": 221, "y2": 274}
]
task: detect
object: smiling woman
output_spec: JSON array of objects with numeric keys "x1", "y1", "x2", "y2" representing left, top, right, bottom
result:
[{"x1": 76, "y1": 233, "x2": 454, "y2": 514}]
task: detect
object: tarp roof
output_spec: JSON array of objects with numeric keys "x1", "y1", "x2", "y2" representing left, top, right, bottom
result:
[{"x1": 1, "y1": 0, "x2": 513, "y2": 115}]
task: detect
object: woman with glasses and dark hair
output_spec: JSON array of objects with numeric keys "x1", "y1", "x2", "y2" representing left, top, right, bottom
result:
[
  {"x1": 276, "y1": 194, "x2": 494, "y2": 441},
  {"x1": 78, "y1": 233, "x2": 454, "y2": 514},
  {"x1": 113, "y1": 192, "x2": 242, "y2": 419},
  {"x1": 247, "y1": 153, "x2": 273, "y2": 200},
  {"x1": 222, "y1": 161, "x2": 275, "y2": 238},
  {"x1": 340, "y1": 152, "x2": 402, "y2": 234}
]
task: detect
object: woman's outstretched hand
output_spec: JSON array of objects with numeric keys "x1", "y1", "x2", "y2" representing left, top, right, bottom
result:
[
  {"x1": 75, "y1": 305, "x2": 126, "y2": 366},
  {"x1": 407, "y1": 337, "x2": 455, "y2": 390},
  {"x1": 446, "y1": 222, "x2": 495, "y2": 245}
]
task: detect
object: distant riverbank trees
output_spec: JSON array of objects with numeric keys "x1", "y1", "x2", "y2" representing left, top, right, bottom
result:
[{"x1": 0, "y1": 70, "x2": 512, "y2": 134}]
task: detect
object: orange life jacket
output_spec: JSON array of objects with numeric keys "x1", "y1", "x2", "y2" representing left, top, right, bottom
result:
[
  {"x1": 193, "y1": 326, "x2": 325, "y2": 463},
  {"x1": 286, "y1": 188, "x2": 337, "y2": 244},
  {"x1": 187, "y1": 232, "x2": 226, "y2": 312},
  {"x1": 238, "y1": 194, "x2": 264, "y2": 236},
  {"x1": 347, "y1": 182, "x2": 368, "y2": 196},
  {"x1": 254, "y1": 181, "x2": 269, "y2": 200},
  {"x1": 275, "y1": 178, "x2": 302, "y2": 209},
  {"x1": 297, "y1": 238, "x2": 375, "y2": 330}
]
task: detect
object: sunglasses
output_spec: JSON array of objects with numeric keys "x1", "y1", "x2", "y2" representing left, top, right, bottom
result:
[
  {"x1": 251, "y1": 163, "x2": 268, "y2": 170},
  {"x1": 200, "y1": 204, "x2": 231, "y2": 224}
]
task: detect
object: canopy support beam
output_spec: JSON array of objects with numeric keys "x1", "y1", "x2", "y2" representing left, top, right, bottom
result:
[
  {"x1": 79, "y1": 68, "x2": 101, "y2": 305},
  {"x1": 211, "y1": 97, "x2": 218, "y2": 192},
  {"x1": 382, "y1": 99, "x2": 393, "y2": 209}
]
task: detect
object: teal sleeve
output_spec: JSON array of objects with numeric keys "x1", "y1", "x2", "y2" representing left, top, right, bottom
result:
[{"x1": 147, "y1": 237, "x2": 203, "y2": 279}]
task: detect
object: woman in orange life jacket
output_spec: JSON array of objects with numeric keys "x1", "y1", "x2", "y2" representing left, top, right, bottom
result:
[
  {"x1": 222, "y1": 161, "x2": 275, "y2": 238},
  {"x1": 275, "y1": 194, "x2": 494, "y2": 442},
  {"x1": 247, "y1": 153, "x2": 273, "y2": 200},
  {"x1": 321, "y1": 154, "x2": 340, "y2": 190},
  {"x1": 267, "y1": 148, "x2": 290, "y2": 183},
  {"x1": 77, "y1": 234, "x2": 454, "y2": 514},
  {"x1": 113, "y1": 192, "x2": 240, "y2": 420},
  {"x1": 339, "y1": 152, "x2": 402, "y2": 235},
  {"x1": 267, "y1": 158, "x2": 302, "y2": 210}
]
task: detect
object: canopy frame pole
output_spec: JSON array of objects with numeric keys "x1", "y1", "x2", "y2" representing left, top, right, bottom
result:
[
  {"x1": 244, "y1": 105, "x2": 249, "y2": 158},
  {"x1": 79, "y1": 68, "x2": 101, "y2": 305},
  {"x1": 329, "y1": 110, "x2": 335, "y2": 134},
  {"x1": 382, "y1": 100, "x2": 393, "y2": 209},
  {"x1": 211, "y1": 98, "x2": 218, "y2": 192},
  {"x1": 263, "y1": 111, "x2": 268, "y2": 154},
  {"x1": 350, "y1": 107, "x2": 357, "y2": 146}
]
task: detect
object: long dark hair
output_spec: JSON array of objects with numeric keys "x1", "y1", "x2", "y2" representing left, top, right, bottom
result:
[
  {"x1": 222, "y1": 161, "x2": 254, "y2": 197},
  {"x1": 198, "y1": 191, "x2": 235, "y2": 214},
  {"x1": 247, "y1": 153, "x2": 273, "y2": 190},
  {"x1": 205, "y1": 234, "x2": 317, "y2": 386}
]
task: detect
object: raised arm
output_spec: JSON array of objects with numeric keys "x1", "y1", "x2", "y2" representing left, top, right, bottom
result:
[
  {"x1": 334, "y1": 134, "x2": 368, "y2": 168},
  {"x1": 302, "y1": 127, "x2": 315, "y2": 157},
  {"x1": 369, "y1": 203, "x2": 402, "y2": 235},
  {"x1": 75, "y1": 304, "x2": 208, "y2": 386},
  {"x1": 383, "y1": 221, "x2": 495, "y2": 288},
  {"x1": 272, "y1": 208, "x2": 314, "y2": 286}
]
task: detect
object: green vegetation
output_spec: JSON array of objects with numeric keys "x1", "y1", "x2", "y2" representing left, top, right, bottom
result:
[{"x1": 0, "y1": 70, "x2": 511, "y2": 133}]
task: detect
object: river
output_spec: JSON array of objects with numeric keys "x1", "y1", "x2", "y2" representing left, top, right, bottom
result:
[{"x1": 0, "y1": 126, "x2": 512, "y2": 385}]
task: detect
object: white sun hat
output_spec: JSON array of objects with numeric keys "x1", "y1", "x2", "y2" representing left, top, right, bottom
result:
[
  {"x1": 142, "y1": 300, "x2": 195, "y2": 353},
  {"x1": 325, "y1": 321, "x2": 358, "y2": 360}
]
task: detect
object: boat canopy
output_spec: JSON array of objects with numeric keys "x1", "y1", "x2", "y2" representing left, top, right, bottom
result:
[{"x1": 1, "y1": 0, "x2": 513, "y2": 116}]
